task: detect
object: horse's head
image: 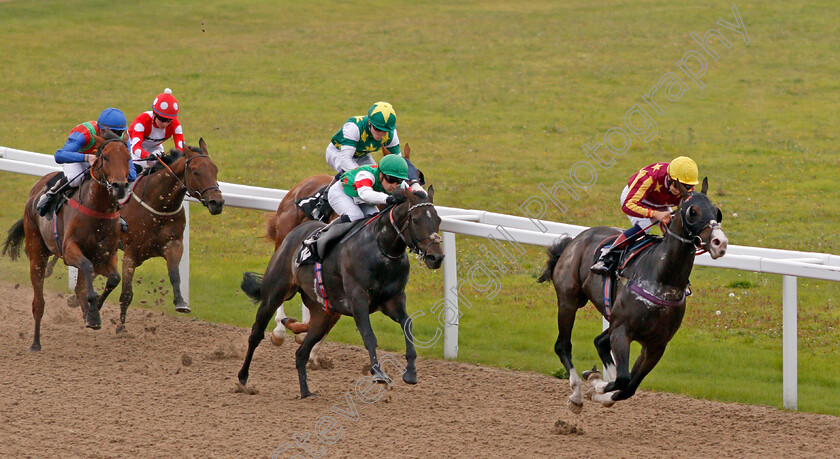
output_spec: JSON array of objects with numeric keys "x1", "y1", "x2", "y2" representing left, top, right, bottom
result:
[
  {"x1": 394, "y1": 185, "x2": 444, "y2": 269},
  {"x1": 183, "y1": 138, "x2": 225, "y2": 215},
  {"x1": 91, "y1": 129, "x2": 131, "y2": 201},
  {"x1": 675, "y1": 178, "x2": 728, "y2": 259}
]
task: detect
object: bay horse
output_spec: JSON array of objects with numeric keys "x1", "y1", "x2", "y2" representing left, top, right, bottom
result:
[
  {"x1": 536, "y1": 179, "x2": 728, "y2": 412},
  {"x1": 237, "y1": 186, "x2": 444, "y2": 398},
  {"x1": 117, "y1": 138, "x2": 224, "y2": 330},
  {"x1": 2, "y1": 131, "x2": 132, "y2": 351}
]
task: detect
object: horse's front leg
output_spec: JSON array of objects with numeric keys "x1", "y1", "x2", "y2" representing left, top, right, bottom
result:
[
  {"x1": 63, "y1": 242, "x2": 100, "y2": 329},
  {"x1": 593, "y1": 328, "x2": 617, "y2": 383},
  {"x1": 587, "y1": 324, "x2": 631, "y2": 407},
  {"x1": 348, "y1": 290, "x2": 387, "y2": 382},
  {"x1": 93, "y1": 251, "x2": 121, "y2": 312},
  {"x1": 118, "y1": 253, "x2": 138, "y2": 331},
  {"x1": 163, "y1": 240, "x2": 189, "y2": 313},
  {"x1": 612, "y1": 344, "x2": 667, "y2": 402},
  {"x1": 383, "y1": 292, "x2": 417, "y2": 384}
]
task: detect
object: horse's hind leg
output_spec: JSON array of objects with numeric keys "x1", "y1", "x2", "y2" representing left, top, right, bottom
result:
[
  {"x1": 238, "y1": 290, "x2": 285, "y2": 387},
  {"x1": 118, "y1": 254, "x2": 139, "y2": 331},
  {"x1": 43, "y1": 255, "x2": 59, "y2": 278},
  {"x1": 294, "y1": 302, "x2": 340, "y2": 399},
  {"x1": 553, "y1": 291, "x2": 588, "y2": 414},
  {"x1": 24, "y1": 227, "x2": 50, "y2": 351},
  {"x1": 163, "y1": 240, "x2": 189, "y2": 313},
  {"x1": 594, "y1": 328, "x2": 617, "y2": 384}
]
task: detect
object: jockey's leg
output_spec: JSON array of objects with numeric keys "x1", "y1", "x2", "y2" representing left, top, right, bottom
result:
[{"x1": 590, "y1": 224, "x2": 644, "y2": 275}]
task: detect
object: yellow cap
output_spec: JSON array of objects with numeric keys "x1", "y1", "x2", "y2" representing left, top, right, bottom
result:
[{"x1": 667, "y1": 156, "x2": 700, "y2": 186}]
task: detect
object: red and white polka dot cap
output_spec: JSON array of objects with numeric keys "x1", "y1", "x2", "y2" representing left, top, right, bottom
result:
[{"x1": 152, "y1": 88, "x2": 179, "y2": 119}]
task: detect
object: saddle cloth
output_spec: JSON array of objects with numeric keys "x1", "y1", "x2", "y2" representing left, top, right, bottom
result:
[{"x1": 296, "y1": 185, "x2": 333, "y2": 223}]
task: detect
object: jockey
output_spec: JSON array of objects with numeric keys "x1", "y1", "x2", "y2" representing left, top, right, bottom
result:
[
  {"x1": 299, "y1": 154, "x2": 409, "y2": 263},
  {"x1": 326, "y1": 101, "x2": 424, "y2": 192},
  {"x1": 328, "y1": 153, "x2": 410, "y2": 222},
  {"x1": 128, "y1": 88, "x2": 185, "y2": 172},
  {"x1": 590, "y1": 156, "x2": 700, "y2": 275},
  {"x1": 37, "y1": 108, "x2": 136, "y2": 223}
]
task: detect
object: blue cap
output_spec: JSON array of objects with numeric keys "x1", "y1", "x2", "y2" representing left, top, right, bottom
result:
[{"x1": 97, "y1": 108, "x2": 127, "y2": 131}]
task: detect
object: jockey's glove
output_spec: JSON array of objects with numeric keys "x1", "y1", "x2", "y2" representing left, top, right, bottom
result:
[{"x1": 385, "y1": 194, "x2": 406, "y2": 206}]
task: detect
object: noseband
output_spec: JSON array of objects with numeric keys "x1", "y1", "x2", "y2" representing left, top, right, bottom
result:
[{"x1": 382, "y1": 201, "x2": 441, "y2": 260}]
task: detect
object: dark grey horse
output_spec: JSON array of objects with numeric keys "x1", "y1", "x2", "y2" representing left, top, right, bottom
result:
[
  {"x1": 237, "y1": 186, "x2": 444, "y2": 398},
  {"x1": 537, "y1": 179, "x2": 728, "y2": 413}
]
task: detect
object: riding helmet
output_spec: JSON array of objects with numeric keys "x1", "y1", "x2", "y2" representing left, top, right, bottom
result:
[
  {"x1": 667, "y1": 156, "x2": 700, "y2": 186},
  {"x1": 378, "y1": 154, "x2": 409, "y2": 180},
  {"x1": 97, "y1": 108, "x2": 127, "y2": 131},
  {"x1": 367, "y1": 101, "x2": 396, "y2": 132},
  {"x1": 152, "y1": 88, "x2": 179, "y2": 119}
]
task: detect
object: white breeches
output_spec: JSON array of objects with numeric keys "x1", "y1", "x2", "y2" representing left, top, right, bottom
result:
[
  {"x1": 620, "y1": 185, "x2": 658, "y2": 233},
  {"x1": 327, "y1": 180, "x2": 378, "y2": 222},
  {"x1": 62, "y1": 162, "x2": 91, "y2": 187},
  {"x1": 325, "y1": 143, "x2": 375, "y2": 174}
]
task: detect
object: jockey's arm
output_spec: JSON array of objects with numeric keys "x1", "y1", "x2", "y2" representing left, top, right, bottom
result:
[
  {"x1": 171, "y1": 120, "x2": 185, "y2": 152},
  {"x1": 353, "y1": 171, "x2": 389, "y2": 205},
  {"x1": 54, "y1": 132, "x2": 88, "y2": 164},
  {"x1": 128, "y1": 129, "x2": 154, "y2": 161},
  {"x1": 335, "y1": 144, "x2": 361, "y2": 174},
  {"x1": 621, "y1": 175, "x2": 655, "y2": 218}
]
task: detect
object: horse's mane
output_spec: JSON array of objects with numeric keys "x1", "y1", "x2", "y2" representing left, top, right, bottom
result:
[
  {"x1": 147, "y1": 148, "x2": 186, "y2": 174},
  {"x1": 100, "y1": 128, "x2": 121, "y2": 140}
]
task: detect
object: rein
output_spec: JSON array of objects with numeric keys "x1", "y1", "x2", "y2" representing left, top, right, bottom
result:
[{"x1": 152, "y1": 152, "x2": 220, "y2": 208}]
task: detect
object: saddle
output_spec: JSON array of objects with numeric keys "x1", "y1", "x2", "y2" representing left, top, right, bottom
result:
[
  {"x1": 295, "y1": 211, "x2": 385, "y2": 266},
  {"x1": 596, "y1": 233, "x2": 661, "y2": 320},
  {"x1": 296, "y1": 185, "x2": 333, "y2": 223}
]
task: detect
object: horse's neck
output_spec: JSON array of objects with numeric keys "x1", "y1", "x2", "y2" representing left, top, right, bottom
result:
[
  {"x1": 142, "y1": 161, "x2": 188, "y2": 208},
  {"x1": 648, "y1": 218, "x2": 695, "y2": 288},
  {"x1": 375, "y1": 208, "x2": 408, "y2": 258},
  {"x1": 80, "y1": 177, "x2": 117, "y2": 212}
]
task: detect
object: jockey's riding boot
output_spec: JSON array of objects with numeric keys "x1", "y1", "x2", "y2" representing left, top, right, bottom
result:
[
  {"x1": 590, "y1": 229, "x2": 635, "y2": 275},
  {"x1": 590, "y1": 246, "x2": 621, "y2": 275},
  {"x1": 37, "y1": 176, "x2": 69, "y2": 217},
  {"x1": 119, "y1": 217, "x2": 129, "y2": 232}
]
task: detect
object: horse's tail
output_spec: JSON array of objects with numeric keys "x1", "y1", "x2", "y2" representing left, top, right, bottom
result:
[
  {"x1": 1, "y1": 218, "x2": 25, "y2": 261},
  {"x1": 537, "y1": 236, "x2": 572, "y2": 283},
  {"x1": 264, "y1": 212, "x2": 278, "y2": 242},
  {"x1": 241, "y1": 272, "x2": 263, "y2": 303}
]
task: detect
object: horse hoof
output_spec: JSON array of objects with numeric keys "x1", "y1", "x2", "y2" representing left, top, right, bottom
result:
[
  {"x1": 372, "y1": 372, "x2": 391, "y2": 384},
  {"x1": 115, "y1": 324, "x2": 126, "y2": 334},
  {"x1": 175, "y1": 304, "x2": 191, "y2": 313},
  {"x1": 270, "y1": 332, "x2": 285, "y2": 346},
  {"x1": 300, "y1": 392, "x2": 317, "y2": 399},
  {"x1": 67, "y1": 296, "x2": 79, "y2": 308},
  {"x1": 294, "y1": 333, "x2": 306, "y2": 345},
  {"x1": 584, "y1": 387, "x2": 595, "y2": 401},
  {"x1": 568, "y1": 398, "x2": 584, "y2": 414},
  {"x1": 86, "y1": 320, "x2": 102, "y2": 330},
  {"x1": 29, "y1": 344, "x2": 41, "y2": 352},
  {"x1": 402, "y1": 371, "x2": 418, "y2": 385}
]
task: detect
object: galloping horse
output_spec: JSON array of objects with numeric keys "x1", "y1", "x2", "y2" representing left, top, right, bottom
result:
[
  {"x1": 118, "y1": 138, "x2": 224, "y2": 330},
  {"x1": 265, "y1": 144, "x2": 415, "y2": 250},
  {"x1": 537, "y1": 179, "x2": 728, "y2": 412},
  {"x1": 238, "y1": 186, "x2": 444, "y2": 398},
  {"x1": 2, "y1": 131, "x2": 132, "y2": 350}
]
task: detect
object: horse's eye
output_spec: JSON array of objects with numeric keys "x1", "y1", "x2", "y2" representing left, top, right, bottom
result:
[{"x1": 412, "y1": 218, "x2": 419, "y2": 224}]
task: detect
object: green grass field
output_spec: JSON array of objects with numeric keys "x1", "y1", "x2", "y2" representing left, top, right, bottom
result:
[{"x1": 1, "y1": 0, "x2": 838, "y2": 415}]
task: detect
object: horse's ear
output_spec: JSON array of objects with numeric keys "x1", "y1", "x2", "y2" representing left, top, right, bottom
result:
[
  {"x1": 199, "y1": 137, "x2": 208, "y2": 155},
  {"x1": 427, "y1": 185, "x2": 434, "y2": 202},
  {"x1": 92, "y1": 134, "x2": 106, "y2": 154},
  {"x1": 404, "y1": 143, "x2": 410, "y2": 160},
  {"x1": 677, "y1": 181, "x2": 691, "y2": 200},
  {"x1": 121, "y1": 130, "x2": 128, "y2": 143},
  {"x1": 700, "y1": 177, "x2": 709, "y2": 195}
]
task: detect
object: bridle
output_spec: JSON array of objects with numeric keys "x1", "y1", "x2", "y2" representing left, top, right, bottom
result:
[
  {"x1": 379, "y1": 201, "x2": 442, "y2": 261},
  {"x1": 89, "y1": 138, "x2": 127, "y2": 195},
  {"x1": 661, "y1": 193, "x2": 719, "y2": 255},
  {"x1": 154, "y1": 151, "x2": 221, "y2": 208}
]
